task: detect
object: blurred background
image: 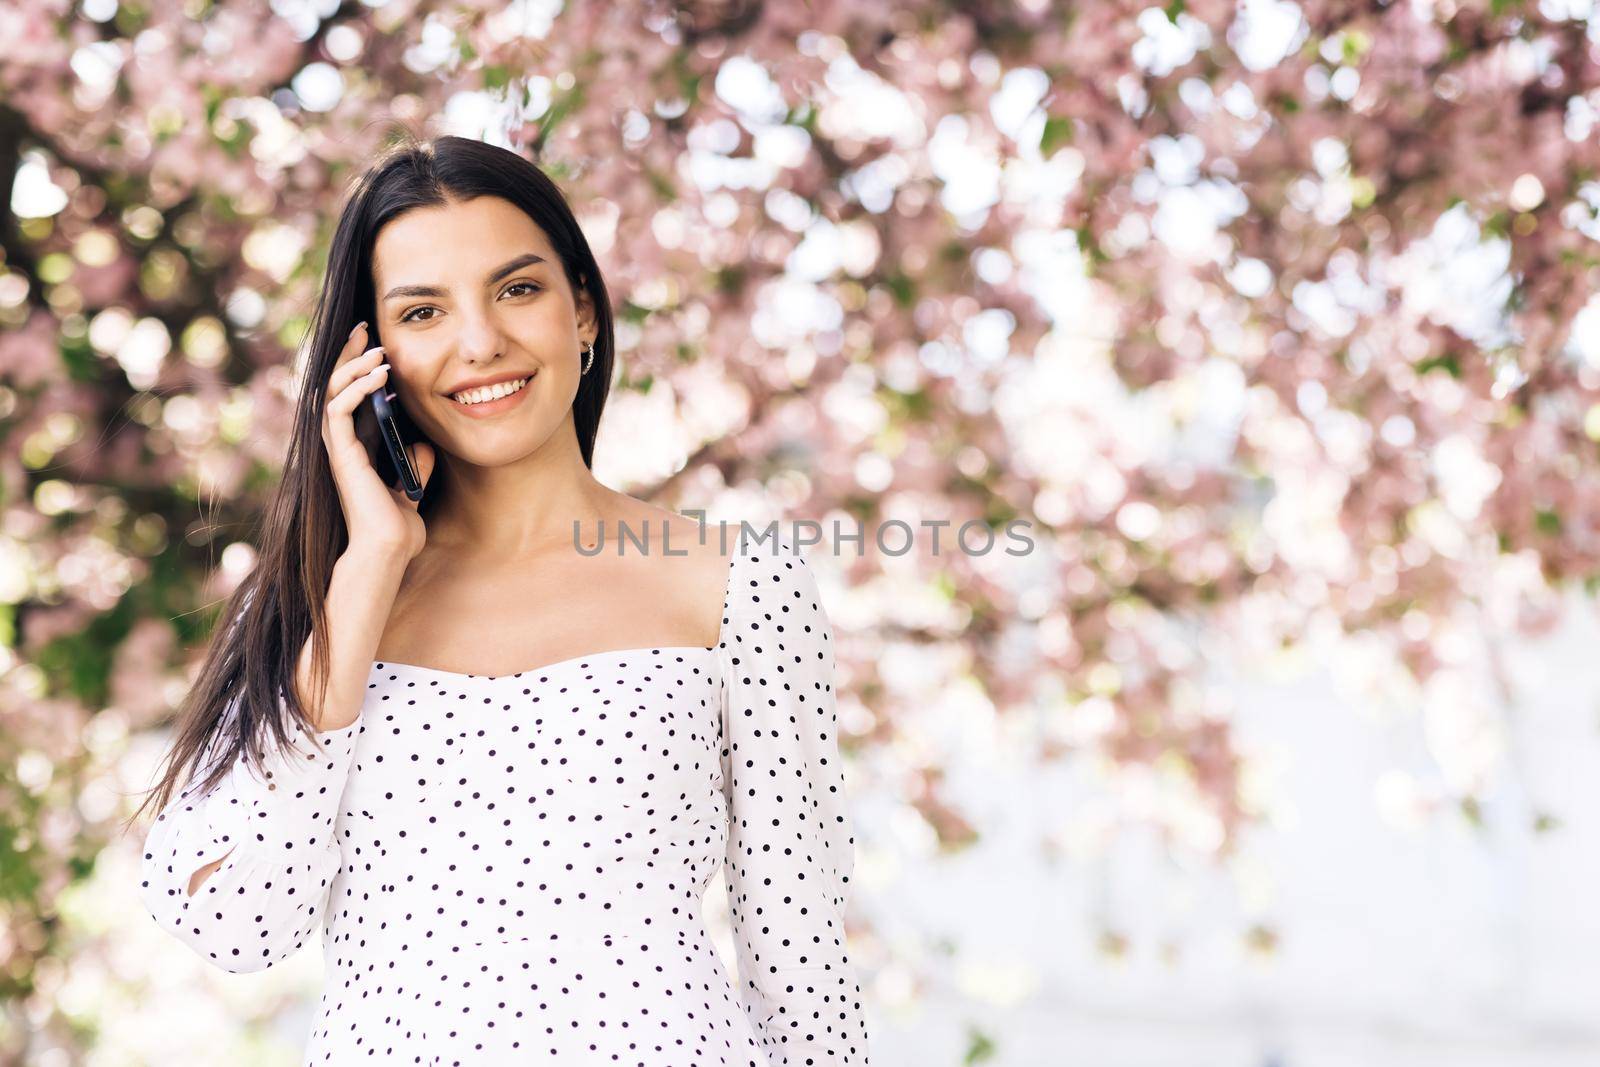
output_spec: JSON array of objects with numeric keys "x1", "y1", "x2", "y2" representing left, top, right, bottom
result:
[{"x1": 3, "y1": 0, "x2": 1600, "y2": 1064}]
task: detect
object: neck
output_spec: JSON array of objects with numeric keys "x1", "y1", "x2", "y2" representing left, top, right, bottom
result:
[{"x1": 424, "y1": 419, "x2": 614, "y2": 562}]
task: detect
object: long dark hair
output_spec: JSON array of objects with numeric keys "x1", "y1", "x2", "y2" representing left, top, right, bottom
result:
[{"x1": 125, "y1": 131, "x2": 615, "y2": 829}]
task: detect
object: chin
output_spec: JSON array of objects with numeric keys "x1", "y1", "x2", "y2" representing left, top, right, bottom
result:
[{"x1": 437, "y1": 414, "x2": 559, "y2": 463}]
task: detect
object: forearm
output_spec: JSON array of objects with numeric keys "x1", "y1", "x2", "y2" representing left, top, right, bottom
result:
[
  {"x1": 180, "y1": 548, "x2": 403, "y2": 898},
  {"x1": 295, "y1": 546, "x2": 410, "y2": 733}
]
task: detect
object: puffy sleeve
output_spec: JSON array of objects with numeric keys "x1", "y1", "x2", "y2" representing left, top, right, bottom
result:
[
  {"x1": 138, "y1": 693, "x2": 361, "y2": 974},
  {"x1": 718, "y1": 534, "x2": 870, "y2": 1065}
]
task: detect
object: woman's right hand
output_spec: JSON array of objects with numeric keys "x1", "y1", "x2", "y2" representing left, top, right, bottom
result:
[{"x1": 322, "y1": 321, "x2": 436, "y2": 562}]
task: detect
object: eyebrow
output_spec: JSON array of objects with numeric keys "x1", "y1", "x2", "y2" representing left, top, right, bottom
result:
[{"x1": 380, "y1": 252, "x2": 548, "y2": 302}]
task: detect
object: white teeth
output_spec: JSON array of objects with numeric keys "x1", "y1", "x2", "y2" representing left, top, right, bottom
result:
[{"x1": 452, "y1": 377, "x2": 529, "y2": 405}]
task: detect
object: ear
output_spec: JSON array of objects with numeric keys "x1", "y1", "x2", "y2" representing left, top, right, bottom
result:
[{"x1": 573, "y1": 282, "x2": 597, "y2": 341}]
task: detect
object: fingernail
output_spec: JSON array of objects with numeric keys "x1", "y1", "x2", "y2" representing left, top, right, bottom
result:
[
  {"x1": 376, "y1": 363, "x2": 391, "y2": 373},
  {"x1": 351, "y1": 320, "x2": 366, "y2": 335}
]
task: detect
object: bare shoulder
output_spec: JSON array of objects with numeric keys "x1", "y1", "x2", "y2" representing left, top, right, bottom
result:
[{"x1": 605, "y1": 496, "x2": 739, "y2": 642}]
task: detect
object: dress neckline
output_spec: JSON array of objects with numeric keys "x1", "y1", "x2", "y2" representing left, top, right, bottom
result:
[
  {"x1": 370, "y1": 643, "x2": 719, "y2": 682},
  {"x1": 367, "y1": 526, "x2": 754, "y2": 682}
]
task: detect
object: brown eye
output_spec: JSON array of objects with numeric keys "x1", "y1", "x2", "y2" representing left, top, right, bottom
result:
[{"x1": 398, "y1": 283, "x2": 540, "y2": 324}]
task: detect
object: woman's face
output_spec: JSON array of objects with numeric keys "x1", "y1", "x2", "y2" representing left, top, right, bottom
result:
[{"x1": 367, "y1": 194, "x2": 595, "y2": 468}]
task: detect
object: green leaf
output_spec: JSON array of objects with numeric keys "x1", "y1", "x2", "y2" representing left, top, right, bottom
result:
[
  {"x1": 645, "y1": 167, "x2": 676, "y2": 203},
  {"x1": 33, "y1": 598, "x2": 134, "y2": 707},
  {"x1": 883, "y1": 272, "x2": 915, "y2": 309},
  {"x1": 59, "y1": 337, "x2": 99, "y2": 383},
  {"x1": 1076, "y1": 225, "x2": 1108, "y2": 267},
  {"x1": 1040, "y1": 115, "x2": 1073, "y2": 157},
  {"x1": 879, "y1": 385, "x2": 932, "y2": 421},
  {"x1": 964, "y1": 1026, "x2": 998, "y2": 1064},
  {"x1": 1413, "y1": 353, "x2": 1461, "y2": 378},
  {"x1": 1342, "y1": 30, "x2": 1372, "y2": 64}
]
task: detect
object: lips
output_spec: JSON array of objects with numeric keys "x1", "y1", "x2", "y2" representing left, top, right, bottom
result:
[
  {"x1": 450, "y1": 376, "x2": 530, "y2": 405},
  {"x1": 445, "y1": 370, "x2": 536, "y2": 418},
  {"x1": 444, "y1": 369, "x2": 537, "y2": 397}
]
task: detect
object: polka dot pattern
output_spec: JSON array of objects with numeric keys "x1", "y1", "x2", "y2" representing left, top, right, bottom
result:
[{"x1": 139, "y1": 527, "x2": 869, "y2": 1065}]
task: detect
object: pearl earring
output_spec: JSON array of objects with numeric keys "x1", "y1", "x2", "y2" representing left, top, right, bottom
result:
[{"x1": 580, "y1": 340, "x2": 595, "y2": 376}]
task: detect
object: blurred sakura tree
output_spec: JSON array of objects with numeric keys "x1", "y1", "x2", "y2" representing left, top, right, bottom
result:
[{"x1": 2, "y1": 0, "x2": 1599, "y2": 1059}]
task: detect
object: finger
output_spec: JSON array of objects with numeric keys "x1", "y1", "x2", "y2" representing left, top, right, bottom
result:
[
  {"x1": 326, "y1": 361, "x2": 389, "y2": 420},
  {"x1": 323, "y1": 319, "x2": 379, "y2": 390},
  {"x1": 335, "y1": 320, "x2": 371, "y2": 366},
  {"x1": 327, "y1": 320, "x2": 371, "y2": 380},
  {"x1": 326, "y1": 344, "x2": 386, "y2": 402},
  {"x1": 324, "y1": 363, "x2": 390, "y2": 452}
]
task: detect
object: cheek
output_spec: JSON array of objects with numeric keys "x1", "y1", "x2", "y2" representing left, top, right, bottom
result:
[
  {"x1": 385, "y1": 361, "x2": 445, "y2": 417},
  {"x1": 514, "y1": 315, "x2": 562, "y2": 345},
  {"x1": 386, "y1": 364, "x2": 421, "y2": 399}
]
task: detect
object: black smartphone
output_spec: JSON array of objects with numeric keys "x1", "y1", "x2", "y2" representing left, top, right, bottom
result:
[
  {"x1": 351, "y1": 330, "x2": 425, "y2": 501},
  {"x1": 367, "y1": 384, "x2": 425, "y2": 501}
]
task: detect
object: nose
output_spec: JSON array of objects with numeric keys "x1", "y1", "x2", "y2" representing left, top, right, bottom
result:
[{"x1": 456, "y1": 309, "x2": 504, "y2": 364}]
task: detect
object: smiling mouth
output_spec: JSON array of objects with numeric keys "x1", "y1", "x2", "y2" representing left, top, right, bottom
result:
[{"x1": 449, "y1": 374, "x2": 533, "y2": 407}]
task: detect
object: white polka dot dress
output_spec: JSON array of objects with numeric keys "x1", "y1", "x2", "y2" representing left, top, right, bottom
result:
[{"x1": 138, "y1": 528, "x2": 869, "y2": 1065}]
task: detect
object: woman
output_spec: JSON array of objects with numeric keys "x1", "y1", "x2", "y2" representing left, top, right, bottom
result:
[{"x1": 131, "y1": 134, "x2": 868, "y2": 1065}]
